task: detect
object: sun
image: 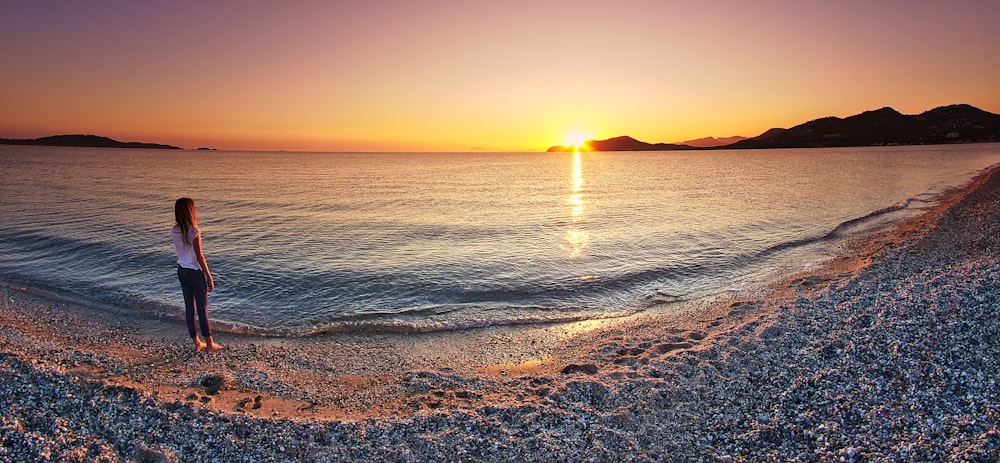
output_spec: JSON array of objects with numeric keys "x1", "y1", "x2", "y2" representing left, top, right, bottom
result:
[{"x1": 564, "y1": 130, "x2": 590, "y2": 150}]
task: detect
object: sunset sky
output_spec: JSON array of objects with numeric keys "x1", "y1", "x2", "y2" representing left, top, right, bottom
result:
[{"x1": 2, "y1": 1, "x2": 998, "y2": 152}]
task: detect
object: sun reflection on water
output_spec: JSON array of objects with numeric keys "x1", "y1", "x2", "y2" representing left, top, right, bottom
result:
[{"x1": 564, "y1": 150, "x2": 589, "y2": 258}]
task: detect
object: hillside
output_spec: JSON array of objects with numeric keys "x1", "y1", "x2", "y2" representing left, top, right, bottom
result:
[
  {"x1": 727, "y1": 104, "x2": 1000, "y2": 149},
  {"x1": 546, "y1": 104, "x2": 1000, "y2": 152},
  {"x1": 0, "y1": 134, "x2": 181, "y2": 150},
  {"x1": 678, "y1": 135, "x2": 747, "y2": 148},
  {"x1": 547, "y1": 136, "x2": 697, "y2": 152}
]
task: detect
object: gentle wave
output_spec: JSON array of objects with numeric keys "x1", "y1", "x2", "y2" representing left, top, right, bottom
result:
[
  {"x1": 151, "y1": 195, "x2": 924, "y2": 337},
  {"x1": 746, "y1": 196, "x2": 919, "y2": 262},
  {"x1": 0, "y1": 181, "x2": 978, "y2": 338},
  {"x1": 212, "y1": 308, "x2": 644, "y2": 337},
  {"x1": 2, "y1": 145, "x2": 999, "y2": 337}
]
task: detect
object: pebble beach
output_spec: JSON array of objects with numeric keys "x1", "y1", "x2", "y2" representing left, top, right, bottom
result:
[{"x1": 2, "y1": 165, "x2": 999, "y2": 462}]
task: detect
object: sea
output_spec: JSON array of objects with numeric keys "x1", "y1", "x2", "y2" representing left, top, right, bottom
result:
[{"x1": 2, "y1": 144, "x2": 998, "y2": 336}]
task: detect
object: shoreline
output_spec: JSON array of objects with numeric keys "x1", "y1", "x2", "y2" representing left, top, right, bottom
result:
[{"x1": 2, "y1": 165, "x2": 999, "y2": 461}]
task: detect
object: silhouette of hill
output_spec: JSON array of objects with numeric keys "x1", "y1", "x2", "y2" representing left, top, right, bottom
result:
[
  {"x1": 547, "y1": 136, "x2": 697, "y2": 152},
  {"x1": 678, "y1": 135, "x2": 747, "y2": 148},
  {"x1": 547, "y1": 104, "x2": 999, "y2": 152},
  {"x1": 0, "y1": 134, "x2": 181, "y2": 150},
  {"x1": 727, "y1": 104, "x2": 1000, "y2": 149}
]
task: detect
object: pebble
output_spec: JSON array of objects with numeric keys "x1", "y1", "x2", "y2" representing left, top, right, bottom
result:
[{"x1": 1, "y1": 167, "x2": 1000, "y2": 462}]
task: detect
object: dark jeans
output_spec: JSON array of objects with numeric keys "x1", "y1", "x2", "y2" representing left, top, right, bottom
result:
[{"x1": 177, "y1": 266, "x2": 212, "y2": 339}]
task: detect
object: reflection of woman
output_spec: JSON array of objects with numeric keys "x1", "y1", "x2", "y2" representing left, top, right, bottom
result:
[{"x1": 172, "y1": 198, "x2": 223, "y2": 352}]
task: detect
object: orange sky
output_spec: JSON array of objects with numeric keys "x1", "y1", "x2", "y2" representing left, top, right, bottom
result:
[{"x1": 2, "y1": 1, "x2": 998, "y2": 152}]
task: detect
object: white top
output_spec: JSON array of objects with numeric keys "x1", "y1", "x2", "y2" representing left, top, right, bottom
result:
[{"x1": 172, "y1": 225, "x2": 202, "y2": 270}]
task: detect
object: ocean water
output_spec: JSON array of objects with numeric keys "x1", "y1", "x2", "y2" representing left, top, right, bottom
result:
[{"x1": 2, "y1": 144, "x2": 998, "y2": 336}]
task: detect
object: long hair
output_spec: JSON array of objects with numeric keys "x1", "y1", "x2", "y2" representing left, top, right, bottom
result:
[{"x1": 174, "y1": 198, "x2": 197, "y2": 246}]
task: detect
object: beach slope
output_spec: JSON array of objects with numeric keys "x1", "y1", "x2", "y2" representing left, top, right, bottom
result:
[{"x1": 2, "y1": 166, "x2": 999, "y2": 461}]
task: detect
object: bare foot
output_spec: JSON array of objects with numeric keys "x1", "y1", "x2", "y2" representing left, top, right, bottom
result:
[
  {"x1": 193, "y1": 338, "x2": 207, "y2": 352},
  {"x1": 204, "y1": 336, "x2": 224, "y2": 352}
]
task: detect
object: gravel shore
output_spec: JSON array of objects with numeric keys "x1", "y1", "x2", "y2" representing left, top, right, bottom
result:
[{"x1": 2, "y1": 165, "x2": 999, "y2": 462}]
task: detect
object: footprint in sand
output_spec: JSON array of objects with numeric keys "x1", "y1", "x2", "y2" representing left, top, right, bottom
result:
[
  {"x1": 648, "y1": 330, "x2": 708, "y2": 357},
  {"x1": 728, "y1": 300, "x2": 762, "y2": 317},
  {"x1": 652, "y1": 341, "x2": 694, "y2": 354},
  {"x1": 609, "y1": 330, "x2": 708, "y2": 367},
  {"x1": 617, "y1": 347, "x2": 645, "y2": 356}
]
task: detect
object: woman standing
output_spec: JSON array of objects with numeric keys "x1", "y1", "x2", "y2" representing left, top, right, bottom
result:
[{"x1": 172, "y1": 197, "x2": 223, "y2": 352}]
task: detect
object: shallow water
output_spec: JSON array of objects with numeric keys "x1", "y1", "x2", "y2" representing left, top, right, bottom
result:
[{"x1": 1, "y1": 144, "x2": 998, "y2": 335}]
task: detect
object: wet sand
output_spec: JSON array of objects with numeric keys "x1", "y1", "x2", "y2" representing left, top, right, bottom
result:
[{"x1": 2, "y1": 165, "x2": 999, "y2": 461}]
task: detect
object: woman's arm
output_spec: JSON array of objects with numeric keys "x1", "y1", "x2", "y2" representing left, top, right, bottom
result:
[{"x1": 193, "y1": 235, "x2": 214, "y2": 292}]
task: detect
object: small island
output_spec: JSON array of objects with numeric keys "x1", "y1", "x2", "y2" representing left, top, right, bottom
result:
[{"x1": 0, "y1": 134, "x2": 182, "y2": 150}]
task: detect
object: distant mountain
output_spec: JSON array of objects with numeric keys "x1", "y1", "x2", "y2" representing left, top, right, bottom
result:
[
  {"x1": 677, "y1": 135, "x2": 747, "y2": 148},
  {"x1": 547, "y1": 135, "x2": 698, "y2": 152},
  {"x1": 727, "y1": 104, "x2": 1000, "y2": 149},
  {"x1": 0, "y1": 134, "x2": 181, "y2": 150},
  {"x1": 546, "y1": 104, "x2": 999, "y2": 152}
]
